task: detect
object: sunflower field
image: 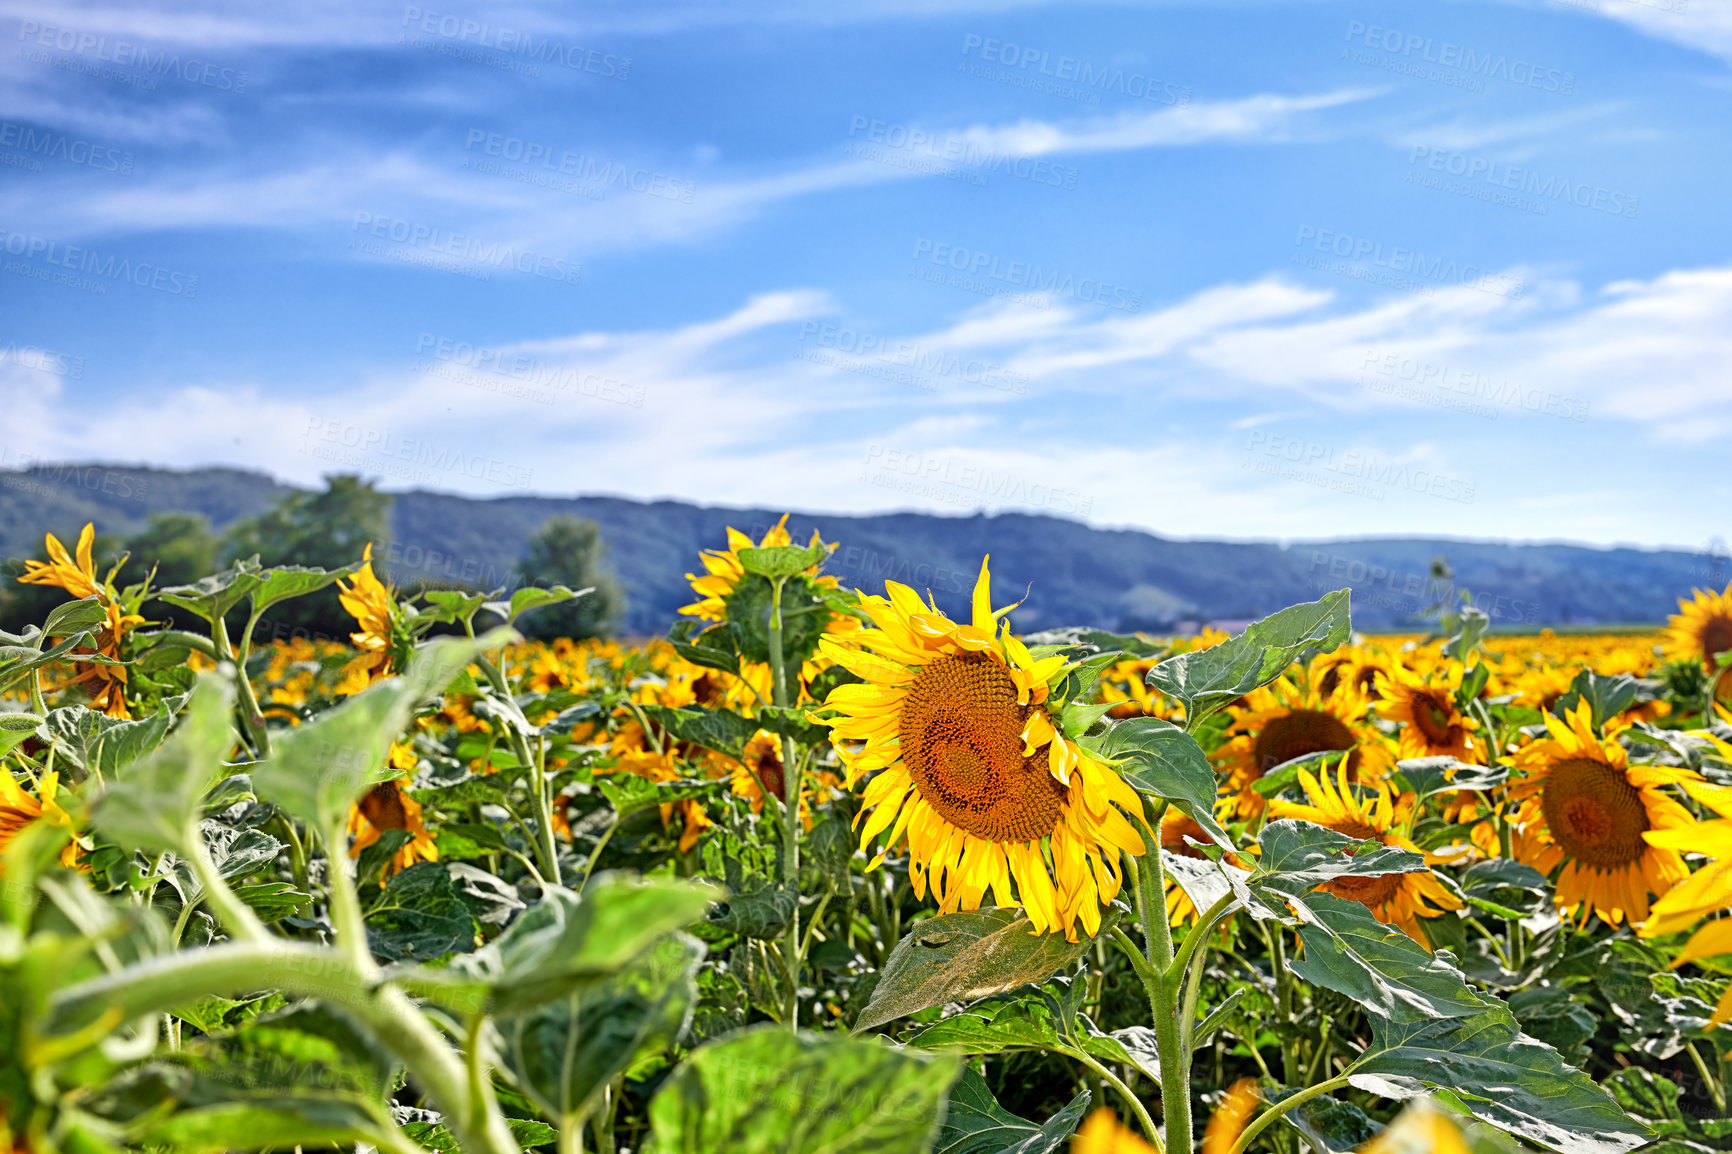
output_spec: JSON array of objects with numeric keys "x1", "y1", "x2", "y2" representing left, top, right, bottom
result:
[{"x1": 6, "y1": 520, "x2": 1732, "y2": 1154}]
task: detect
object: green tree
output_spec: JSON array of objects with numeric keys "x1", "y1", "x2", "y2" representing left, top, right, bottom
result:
[
  {"x1": 121, "y1": 513, "x2": 221, "y2": 632},
  {"x1": 515, "y1": 515, "x2": 625, "y2": 640},
  {"x1": 221, "y1": 475, "x2": 393, "y2": 639},
  {"x1": 120, "y1": 513, "x2": 218, "y2": 587}
]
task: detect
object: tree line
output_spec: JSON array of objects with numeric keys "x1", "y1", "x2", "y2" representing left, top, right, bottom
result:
[{"x1": 0, "y1": 474, "x2": 626, "y2": 641}]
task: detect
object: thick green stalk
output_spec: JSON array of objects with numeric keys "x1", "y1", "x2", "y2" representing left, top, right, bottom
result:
[
  {"x1": 185, "y1": 826, "x2": 271, "y2": 945},
  {"x1": 766, "y1": 575, "x2": 802, "y2": 1029},
  {"x1": 234, "y1": 608, "x2": 273, "y2": 758},
  {"x1": 321, "y1": 817, "x2": 379, "y2": 977},
  {"x1": 1134, "y1": 807, "x2": 1193, "y2": 1150},
  {"x1": 51, "y1": 944, "x2": 521, "y2": 1154},
  {"x1": 212, "y1": 615, "x2": 271, "y2": 759}
]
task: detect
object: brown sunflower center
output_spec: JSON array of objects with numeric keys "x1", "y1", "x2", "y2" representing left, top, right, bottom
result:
[
  {"x1": 1323, "y1": 871, "x2": 1403, "y2": 907},
  {"x1": 1252, "y1": 709, "x2": 1357, "y2": 773},
  {"x1": 900, "y1": 652, "x2": 1066, "y2": 844},
  {"x1": 1540, "y1": 756, "x2": 1648, "y2": 871},
  {"x1": 1699, "y1": 614, "x2": 1732, "y2": 669},
  {"x1": 1408, "y1": 690, "x2": 1459, "y2": 746},
  {"x1": 360, "y1": 781, "x2": 410, "y2": 831}
]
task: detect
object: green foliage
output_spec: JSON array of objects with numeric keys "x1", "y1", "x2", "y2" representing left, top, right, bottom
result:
[
  {"x1": 1, "y1": 551, "x2": 1718, "y2": 1154},
  {"x1": 514, "y1": 514, "x2": 625, "y2": 640},
  {"x1": 646, "y1": 1026, "x2": 961, "y2": 1154},
  {"x1": 219, "y1": 474, "x2": 391, "y2": 635}
]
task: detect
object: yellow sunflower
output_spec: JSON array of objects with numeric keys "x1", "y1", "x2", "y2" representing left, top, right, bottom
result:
[
  {"x1": 1359, "y1": 1100, "x2": 1475, "y2": 1154},
  {"x1": 1382, "y1": 660, "x2": 1480, "y2": 762},
  {"x1": 1507, "y1": 701, "x2": 1699, "y2": 926},
  {"x1": 1212, "y1": 676, "x2": 1395, "y2": 820},
  {"x1": 1072, "y1": 1107, "x2": 1158, "y2": 1154},
  {"x1": 1314, "y1": 642, "x2": 1393, "y2": 703},
  {"x1": 19, "y1": 524, "x2": 144, "y2": 718},
  {"x1": 1202, "y1": 1079, "x2": 1261, "y2": 1154},
  {"x1": 335, "y1": 543, "x2": 397, "y2": 692},
  {"x1": 1667, "y1": 583, "x2": 1732, "y2": 684},
  {"x1": 818, "y1": 557, "x2": 1146, "y2": 941},
  {"x1": 347, "y1": 742, "x2": 437, "y2": 881},
  {"x1": 1269, "y1": 761, "x2": 1462, "y2": 947},
  {"x1": 679, "y1": 514, "x2": 860, "y2": 704},
  {"x1": 1641, "y1": 767, "x2": 1732, "y2": 1027},
  {"x1": 0, "y1": 770, "x2": 83, "y2": 870}
]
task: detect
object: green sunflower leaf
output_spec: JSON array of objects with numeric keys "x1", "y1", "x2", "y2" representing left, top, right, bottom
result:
[
  {"x1": 1349, "y1": 1005, "x2": 1650, "y2": 1154},
  {"x1": 501, "y1": 933, "x2": 703, "y2": 1131},
  {"x1": 854, "y1": 904, "x2": 1123, "y2": 1034},
  {"x1": 156, "y1": 557, "x2": 266, "y2": 626},
  {"x1": 638, "y1": 703, "x2": 759, "y2": 759},
  {"x1": 647, "y1": 1025, "x2": 959, "y2": 1154},
  {"x1": 934, "y1": 1068, "x2": 1088, "y2": 1154},
  {"x1": 94, "y1": 675, "x2": 237, "y2": 856},
  {"x1": 737, "y1": 542, "x2": 828, "y2": 578},
  {"x1": 42, "y1": 595, "x2": 108, "y2": 638},
  {"x1": 247, "y1": 562, "x2": 361, "y2": 615},
  {"x1": 1090, "y1": 717, "x2": 1232, "y2": 850},
  {"x1": 1145, "y1": 589, "x2": 1352, "y2": 731},
  {"x1": 1285, "y1": 893, "x2": 1490, "y2": 1023}
]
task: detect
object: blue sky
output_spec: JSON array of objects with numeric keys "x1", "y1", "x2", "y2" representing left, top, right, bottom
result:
[{"x1": 2, "y1": 0, "x2": 1729, "y2": 550}]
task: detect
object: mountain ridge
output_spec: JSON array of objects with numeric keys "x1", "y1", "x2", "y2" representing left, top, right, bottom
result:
[{"x1": 3, "y1": 462, "x2": 1723, "y2": 634}]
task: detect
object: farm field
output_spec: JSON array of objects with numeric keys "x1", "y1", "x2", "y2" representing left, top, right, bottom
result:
[{"x1": 4, "y1": 519, "x2": 1732, "y2": 1154}]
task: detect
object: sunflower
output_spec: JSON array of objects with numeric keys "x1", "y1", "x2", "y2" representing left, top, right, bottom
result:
[
  {"x1": 1359, "y1": 1100, "x2": 1475, "y2": 1154},
  {"x1": 1666, "y1": 584, "x2": 1732, "y2": 685},
  {"x1": 1314, "y1": 643, "x2": 1392, "y2": 702},
  {"x1": 335, "y1": 543, "x2": 399, "y2": 692},
  {"x1": 0, "y1": 770, "x2": 83, "y2": 870},
  {"x1": 346, "y1": 740, "x2": 437, "y2": 879},
  {"x1": 818, "y1": 557, "x2": 1146, "y2": 941},
  {"x1": 1382, "y1": 659, "x2": 1480, "y2": 762},
  {"x1": 679, "y1": 514, "x2": 859, "y2": 704},
  {"x1": 18, "y1": 524, "x2": 144, "y2": 718},
  {"x1": 1160, "y1": 809, "x2": 1251, "y2": 927},
  {"x1": 1507, "y1": 701, "x2": 1699, "y2": 926},
  {"x1": 1269, "y1": 760, "x2": 1461, "y2": 946},
  {"x1": 1202, "y1": 1079, "x2": 1261, "y2": 1154},
  {"x1": 1212, "y1": 676, "x2": 1395, "y2": 820},
  {"x1": 1641, "y1": 769, "x2": 1732, "y2": 1027},
  {"x1": 1072, "y1": 1107, "x2": 1158, "y2": 1154}
]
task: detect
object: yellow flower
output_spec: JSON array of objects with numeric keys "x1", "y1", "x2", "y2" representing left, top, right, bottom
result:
[
  {"x1": 347, "y1": 763, "x2": 438, "y2": 881},
  {"x1": 1071, "y1": 1107, "x2": 1158, "y2": 1154},
  {"x1": 336, "y1": 543, "x2": 397, "y2": 689},
  {"x1": 0, "y1": 770, "x2": 83, "y2": 870},
  {"x1": 818, "y1": 556, "x2": 1146, "y2": 941},
  {"x1": 1508, "y1": 701, "x2": 1699, "y2": 926},
  {"x1": 1382, "y1": 660, "x2": 1479, "y2": 762},
  {"x1": 1641, "y1": 762, "x2": 1732, "y2": 1027},
  {"x1": 1358, "y1": 1099, "x2": 1475, "y2": 1154},
  {"x1": 18, "y1": 524, "x2": 143, "y2": 719},
  {"x1": 678, "y1": 514, "x2": 860, "y2": 703},
  {"x1": 1202, "y1": 1078, "x2": 1261, "y2": 1154},
  {"x1": 1212, "y1": 675, "x2": 1395, "y2": 820},
  {"x1": 1666, "y1": 583, "x2": 1732, "y2": 682},
  {"x1": 1314, "y1": 643, "x2": 1393, "y2": 703},
  {"x1": 1269, "y1": 760, "x2": 1462, "y2": 947}
]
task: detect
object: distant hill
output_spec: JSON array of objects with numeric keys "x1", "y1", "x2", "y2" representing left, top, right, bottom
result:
[{"x1": 3, "y1": 462, "x2": 1724, "y2": 635}]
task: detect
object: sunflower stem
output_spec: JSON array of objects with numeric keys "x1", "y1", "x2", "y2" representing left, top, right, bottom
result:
[
  {"x1": 766, "y1": 573, "x2": 801, "y2": 1030},
  {"x1": 1067, "y1": 1045, "x2": 1165, "y2": 1154},
  {"x1": 1134, "y1": 804, "x2": 1193, "y2": 1150},
  {"x1": 1228, "y1": 1073, "x2": 1352, "y2": 1154}
]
